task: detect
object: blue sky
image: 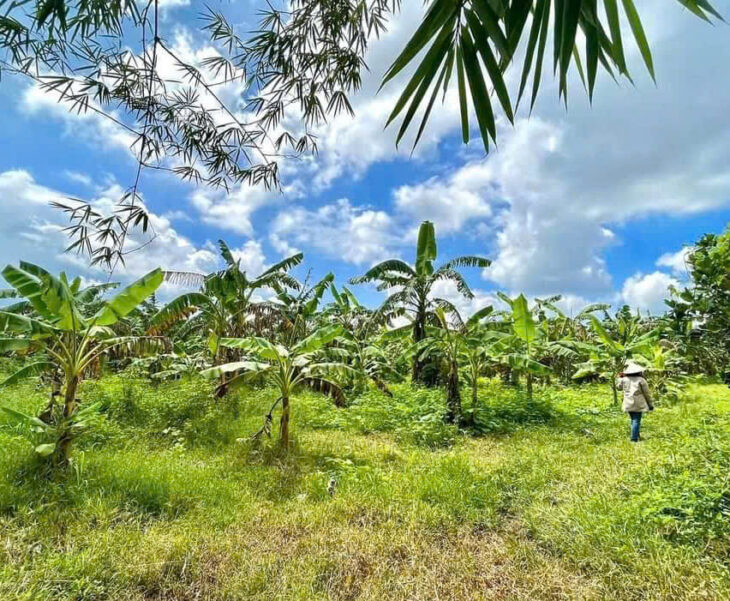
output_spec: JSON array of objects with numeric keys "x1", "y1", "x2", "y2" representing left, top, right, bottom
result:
[{"x1": 0, "y1": 0, "x2": 729, "y2": 315}]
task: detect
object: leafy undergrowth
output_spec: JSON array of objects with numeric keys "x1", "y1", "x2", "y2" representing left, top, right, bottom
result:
[{"x1": 0, "y1": 370, "x2": 729, "y2": 600}]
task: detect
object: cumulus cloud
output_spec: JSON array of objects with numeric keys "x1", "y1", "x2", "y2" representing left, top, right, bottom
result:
[
  {"x1": 21, "y1": 85, "x2": 136, "y2": 155},
  {"x1": 621, "y1": 271, "x2": 679, "y2": 314},
  {"x1": 270, "y1": 198, "x2": 398, "y2": 265},
  {"x1": 285, "y1": 0, "x2": 462, "y2": 190},
  {"x1": 429, "y1": 279, "x2": 496, "y2": 319},
  {"x1": 393, "y1": 161, "x2": 494, "y2": 234},
  {"x1": 0, "y1": 170, "x2": 219, "y2": 294},
  {"x1": 656, "y1": 247, "x2": 692, "y2": 278},
  {"x1": 230, "y1": 240, "x2": 267, "y2": 276},
  {"x1": 191, "y1": 186, "x2": 268, "y2": 237}
]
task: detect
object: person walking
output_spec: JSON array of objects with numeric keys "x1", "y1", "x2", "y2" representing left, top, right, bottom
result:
[{"x1": 616, "y1": 361, "x2": 654, "y2": 442}]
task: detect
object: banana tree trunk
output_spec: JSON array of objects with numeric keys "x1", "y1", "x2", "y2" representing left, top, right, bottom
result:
[
  {"x1": 280, "y1": 394, "x2": 290, "y2": 449},
  {"x1": 526, "y1": 373, "x2": 533, "y2": 400},
  {"x1": 58, "y1": 374, "x2": 79, "y2": 465},
  {"x1": 411, "y1": 312, "x2": 426, "y2": 384},
  {"x1": 446, "y1": 361, "x2": 461, "y2": 425}
]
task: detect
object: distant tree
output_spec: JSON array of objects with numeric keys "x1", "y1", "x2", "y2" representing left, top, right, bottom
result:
[
  {"x1": 150, "y1": 240, "x2": 302, "y2": 362},
  {"x1": 414, "y1": 307, "x2": 467, "y2": 423},
  {"x1": 665, "y1": 225, "x2": 730, "y2": 375},
  {"x1": 574, "y1": 307, "x2": 658, "y2": 404}
]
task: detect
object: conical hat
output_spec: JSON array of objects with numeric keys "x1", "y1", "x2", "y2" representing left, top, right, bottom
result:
[{"x1": 624, "y1": 360, "x2": 646, "y2": 375}]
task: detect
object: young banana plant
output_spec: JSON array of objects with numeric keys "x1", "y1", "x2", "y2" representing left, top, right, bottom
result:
[
  {"x1": 573, "y1": 312, "x2": 659, "y2": 404},
  {"x1": 202, "y1": 324, "x2": 351, "y2": 448},
  {"x1": 0, "y1": 262, "x2": 163, "y2": 464}
]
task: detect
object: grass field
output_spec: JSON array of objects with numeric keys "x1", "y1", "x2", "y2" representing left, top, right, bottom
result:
[{"x1": 0, "y1": 365, "x2": 729, "y2": 600}]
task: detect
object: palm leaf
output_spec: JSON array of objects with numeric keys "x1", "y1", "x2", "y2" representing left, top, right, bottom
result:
[
  {"x1": 1, "y1": 264, "x2": 53, "y2": 319},
  {"x1": 350, "y1": 260, "x2": 415, "y2": 284},
  {"x1": 219, "y1": 336, "x2": 283, "y2": 361},
  {"x1": 0, "y1": 311, "x2": 53, "y2": 336},
  {"x1": 415, "y1": 221, "x2": 437, "y2": 276},
  {"x1": 292, "y1": 324, "x2": 343, "y2": 355},
  {"x1": 0, "y1": 337, "x2": 32, "y2": 352},
  {"x1": 441, "y1": 255, "x2": 491, "y2": 270},
  {"x1": 512, "y1": 294, "x2": 536, "y2": 345},
  {"x1": 202, "y1": 361, "x2": 272, "y2": 379}
]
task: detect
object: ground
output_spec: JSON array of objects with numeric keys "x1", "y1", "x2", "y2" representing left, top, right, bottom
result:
[{"x1": 0, "y1": 366, "x2": 728, "y2": 600}]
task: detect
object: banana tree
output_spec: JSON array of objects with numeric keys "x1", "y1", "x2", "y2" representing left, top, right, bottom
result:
[
  {"x1": 457, "y1": 304, "x2": 501, "y2": 409},
  {"x1": 322, "y1": 284, "x2": 397, "y2": 396},
  {"x1": 498, "y1": 294, "x2": 553, "y2": 399},
  {"x1": 351, "y1": 221, "x2": 490, "y2": 385},
  {"x1": 573, "y1": 313, "x2": 659, "y2": 404},
  {"x1": 202, "y1": 324, "x2": 349, "y2": 448},
  {"x1": 150, "y1": 240, "x2": 303, "y2": 360},
  {"x1": 0, "y1": 262, "x2": 163, "y2": 463},
  {"x1": 270, "y1": 271, "x2": 335, "y2": 344},
  {"x1": 323, "y1": 283, "x2": 373, "y2": 335},
  {"x1": 413, "y1": 307, "x2": 467, "y2": 423}
]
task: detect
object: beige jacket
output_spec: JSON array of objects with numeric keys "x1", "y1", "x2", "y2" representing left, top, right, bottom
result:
[{"x1": 616, "y1": 376, "x2": 653, "y2": 413}]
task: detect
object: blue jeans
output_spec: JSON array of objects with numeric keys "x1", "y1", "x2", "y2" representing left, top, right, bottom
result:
[{"x1": 629, "y1": 412, "x2": 643, "y2": 441}]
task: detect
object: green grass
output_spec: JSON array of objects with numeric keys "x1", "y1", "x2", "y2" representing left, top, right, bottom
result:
[{"x1": 0, "y1": 366, "x2": 729, "y2": 600}]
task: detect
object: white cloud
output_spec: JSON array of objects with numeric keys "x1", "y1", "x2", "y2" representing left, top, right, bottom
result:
[
  {"x1": 393, "y1": 161, "x2": 494, "y2": 233},
  {"x1": 63, "y1": 170, "x2": 93, "y2": 187},
  {"x1": 231, "y1": 240, "x2": 267, "y2": 276},
  {"x1": 283, "y1": 0, "x2": 462, "y2": 190},
  {"x1": 0, "y1": 170, "x2": 219, "y2": 295},
  {"x1": 190, "y1": 182, "x2": 288, "y2": 236},
  {"x1": 270, "y1": 198, "x2": 398, "y2": 265},
  {"x1": 656, "y1": 247, "x2": 692, "y2": 277},
  {"x1": 429, "y1": 279, "x2": 496, "y2": 319},
  {"x1": 386, "y1": 1, "x2": 730, "y2": 299},
  {"x1": 621, "y1": 271, "x2": 679, "y2": 314},
  {"x1": 21, "y1": 85, "x2": 135, "y2": 154},
  {"x1": 159, "y1": 0, "x2": 189, "y2": 8}
]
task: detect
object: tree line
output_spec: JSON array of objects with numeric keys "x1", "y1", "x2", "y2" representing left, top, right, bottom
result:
[{"x1": 1, "y1": 221, "x2": 728, "y2": 463}]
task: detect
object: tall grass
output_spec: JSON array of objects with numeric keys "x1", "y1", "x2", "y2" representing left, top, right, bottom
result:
[{"x1": 0, "y1": 369, "x2": 728, "y2": 600}]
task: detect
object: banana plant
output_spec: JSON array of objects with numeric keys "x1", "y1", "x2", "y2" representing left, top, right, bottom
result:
[
  {"x1": 497, "y1": 294, "x2": 552, "y2": 399},
  {"x1": 351, "y1": 221, "x2": 490, "y2": 385},
  {"x1": 202, "y1": 324, "x2": 349, "y2": 448},
  {"x1": 573, "y1": 312, "x2": 659, "y2": 404},
  {"x1": 270, "y1": 271, "x2": 335, "y2": 344},
  {"x1": 322, "y1": 284, "x2": 398, "y2": 396},
  {"x1": 328, "y1": 334, "x2": 400, "y2": 397},
  {"x1": 0, "y1": 262, "x2": 163, "y2": 464},
  {"x1": 150, "y1": 240, "x2": 303, "y2": 360},
  {"x1": 413, "y1": 307, "x2": 467, "y2": 424}
]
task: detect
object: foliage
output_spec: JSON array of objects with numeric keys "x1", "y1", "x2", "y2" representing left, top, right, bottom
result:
[
  {"x1": 151, "y1": 240, "x2": 302, "y2": 363},
  {"x1": 0, "y1": 2, "x2": 721, "y2": 265},
  {"x1": 573, "y1": 306, "x2": 659, "y2": 403},
  {"x1": 202, "y1": 324, "x2": 350, "y2": 447},
  {"x1": 665, "y1": 225, "x2": 730, "y2": 376},
  {"x1": 0, "y1": 374, "x2": 729, "y2": 599},
  {"x1": 383, "y1": 0, "x2": 722, "y2": 152},
  {"x1": 0, "y1": 262, "x2": 162, "y2": 463},
  {"x1": 351, "y1": 220, "x2": 489, "y2": 385}
]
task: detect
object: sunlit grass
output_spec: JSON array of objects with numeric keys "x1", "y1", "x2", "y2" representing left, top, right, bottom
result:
[{"x1": 0, "y1": 367, "x2": 728, "y2": 600}]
